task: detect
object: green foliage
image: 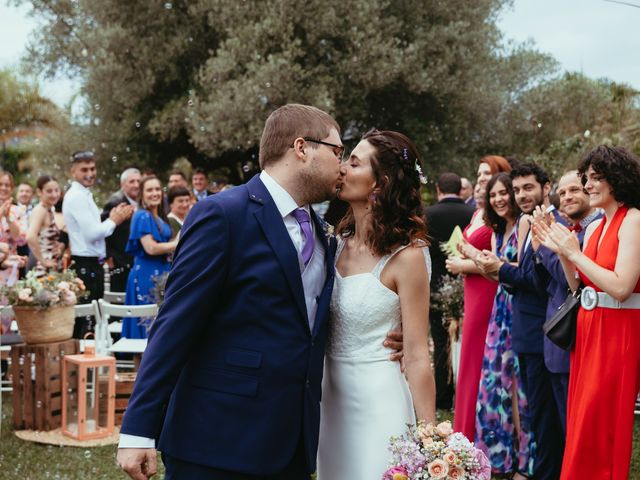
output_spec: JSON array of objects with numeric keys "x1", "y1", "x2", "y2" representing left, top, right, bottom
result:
[
  {"x1": 0, "y1": 68, "x2": 61, "y2": 135},
  {"x1": 498, "y1": 73, "x2": 640, "y2": 177},
  {"x1": 15, "y1": 0, "x2": 557, "y2": 185},
  {"x1": 0, "y1": 147, "x2": 29, "y2": 176},
  {"x1": 14, "y1": 1, "x2": 638, "y2": 189}
]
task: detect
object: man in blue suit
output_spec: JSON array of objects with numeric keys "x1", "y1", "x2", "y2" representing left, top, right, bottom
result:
[
  {"x1": 478, "y1": 163, "x2": 564, "y2": 480},
  {"x1": 116, "y1": 104, "x2": 396, "y2": 479},
  {"x1": 532, "y1": 170, "x2": 602, "y2": 433}
]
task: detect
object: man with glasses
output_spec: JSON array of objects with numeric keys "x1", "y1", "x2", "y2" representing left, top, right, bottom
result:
[
  {"x1": 63, "y1": 151, "x2": 133, "y2": 337},
  {"x1": 117, "y1": 104, "x2": 400, "y2": 480}
]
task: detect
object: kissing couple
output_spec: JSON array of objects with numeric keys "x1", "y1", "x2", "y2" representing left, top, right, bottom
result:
[{"x1": 117, "y1": 104, "x2": 436, "y2": 479}]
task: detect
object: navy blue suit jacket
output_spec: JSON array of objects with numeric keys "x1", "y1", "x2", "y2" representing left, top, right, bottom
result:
[
  {"x1": 498, "y1": 213, "x2": 560, "y2": 355},
  {"x1": 534, "y1": 211, "x2": 602, "y2": 373},
  {"x1": 120, "y1": 175, "x2": 335, "y2": 475}
]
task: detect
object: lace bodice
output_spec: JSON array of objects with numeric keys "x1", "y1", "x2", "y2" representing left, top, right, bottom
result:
[{"x1": 327, "y1": 240, "x2": 431, "y2": 359}]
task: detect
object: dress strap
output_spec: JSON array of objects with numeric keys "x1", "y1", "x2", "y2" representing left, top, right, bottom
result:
[
  {"x1": 371, "y1": 243, "x2": 433, "y2": 280},
  {"x1": 372, "y1": 243, "x2": 432, "y2": 281},
  {"x1": 334, "y1": 237, "x2": 347, "y2": 265}
]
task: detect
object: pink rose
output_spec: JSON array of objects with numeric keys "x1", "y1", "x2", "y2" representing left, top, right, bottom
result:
[
  {"x1": 448, "y1": 465, "x2": 465, "y2": 479},
  {"x1": 57, "y1": 281, "x2": 70, "y2": 291},
  {"x1": 421, "y1": 436, "x2": 434, "y2": 448},
  {"x1": 443, "y1": 451, "x2": 458, "y2": 464},
  {"x1": 436, "y1": 421, "x2": 453, "y2": 437},
  {"x1": 427, "y1": 459, "x2": 449, "y2": 479},
  {"x1": 473, "y1": 448, "x2": 492, "y2": 480},
  {"x1": 62, "y1": 291, "x2": 76, "y2": 305},
  {"x1": 74, "y1": 277, "x2": 86, "y2": 290},
  {"x1": 383, "y1": 466, "x2": 409, "y2": 480},
  {"x1": 18, "y1": 288, "x2": 33, "y2": 302}
]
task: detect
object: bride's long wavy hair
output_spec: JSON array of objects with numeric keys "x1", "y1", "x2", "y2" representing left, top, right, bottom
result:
[{"x1": 337, "y1": 129, "x2": 429, "y2": 256}]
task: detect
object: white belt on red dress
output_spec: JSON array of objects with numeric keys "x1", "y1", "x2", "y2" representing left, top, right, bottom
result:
[{"x1": 581, "y1": 286, "x2": 640, "y2": 310}]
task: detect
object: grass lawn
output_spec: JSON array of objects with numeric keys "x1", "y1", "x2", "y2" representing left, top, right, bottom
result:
[{"x1": 0, "y1": 394, "x2": 638, "y2": 479}]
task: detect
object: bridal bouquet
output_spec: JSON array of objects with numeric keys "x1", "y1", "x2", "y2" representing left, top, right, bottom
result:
[{"x1": 383, "y1": 421, "x2": 491, "y2": 480}]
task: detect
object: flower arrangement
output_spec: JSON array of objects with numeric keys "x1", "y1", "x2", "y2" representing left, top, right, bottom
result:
[
  {"x1": 383, "y1": 421, "x2": 491, "y2": 480},
  {"x1": 431, "y1": 275, "x2": 464, "y2": 331},
  {"x1": 149, "y1": 271, "x2": 170, "y2": 305},
  {"x1": 0, "y1": 269, "x2": 87, "y2": 309}
]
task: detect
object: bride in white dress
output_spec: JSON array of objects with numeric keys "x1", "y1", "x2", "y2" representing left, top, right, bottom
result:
[{"x1": 317, "y1": 129, "x2": 437, "y2": 479}]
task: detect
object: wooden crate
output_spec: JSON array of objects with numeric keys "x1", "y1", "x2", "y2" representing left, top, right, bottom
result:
[
  {"x1": 114, "y1": 372, "x2": 137, "y2": 425},
  {"x1": 11, "y1": 339, "x2": 78, "y2": 431}
]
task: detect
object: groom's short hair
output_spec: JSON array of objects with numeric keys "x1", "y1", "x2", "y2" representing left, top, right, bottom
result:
[{"x1": 259, "y1": 104, "x2": 340, "y2": 168}]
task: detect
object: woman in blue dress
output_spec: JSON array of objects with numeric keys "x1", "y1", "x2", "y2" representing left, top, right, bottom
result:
[
  {"x1": 123, "y1": 176, "x2": 178, "y2": 338},
  {"x1": 461, "y1": 172, "x2": 535, "y2": 478}
]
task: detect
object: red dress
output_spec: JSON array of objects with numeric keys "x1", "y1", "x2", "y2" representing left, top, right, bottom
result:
[
  {"x1": 561, "y1": 206, "x2": 640, "y2": 479},
  {"x1": 453, "y1": 212, "x2": 499, "y2": 441}
]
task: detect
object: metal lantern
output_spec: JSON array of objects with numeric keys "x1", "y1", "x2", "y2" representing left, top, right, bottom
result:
[{"x1": 62, "y1": 334, "x2": 116, "y2": 440}]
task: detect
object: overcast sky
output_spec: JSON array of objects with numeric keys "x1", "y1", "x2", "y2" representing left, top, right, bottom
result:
[{"x1": 1, "y1": 0, "x2": 639, "y2": 108}]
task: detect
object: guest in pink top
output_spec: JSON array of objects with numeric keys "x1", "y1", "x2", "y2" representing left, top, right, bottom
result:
[{"x1": 447, "y1": 155, "x2": 511, "y2": 441}]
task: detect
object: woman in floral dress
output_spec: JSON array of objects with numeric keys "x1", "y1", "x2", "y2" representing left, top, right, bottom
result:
[{"x1": 463, "y1": 172, "x2": 535, "y2": 478}]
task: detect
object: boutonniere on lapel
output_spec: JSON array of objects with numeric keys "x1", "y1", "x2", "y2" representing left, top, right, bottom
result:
[{"x1": 321, "y1": 220, "x2": 335, "y2": 240}]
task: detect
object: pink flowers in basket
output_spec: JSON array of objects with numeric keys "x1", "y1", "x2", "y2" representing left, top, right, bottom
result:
[{"x1": 383, "y1": 421, "x2": 491, "y2": 480}]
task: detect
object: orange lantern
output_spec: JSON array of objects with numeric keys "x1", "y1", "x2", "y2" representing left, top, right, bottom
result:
[{"x1": 62, "y1": 334, "x2": 116, "y2": 440}]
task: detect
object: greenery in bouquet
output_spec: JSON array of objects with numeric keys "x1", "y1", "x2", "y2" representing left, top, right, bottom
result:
[
  {"x1": 0, "y1": 270, "x2": 88, "y2": 309},
  {"x1": 150, "y1": 271, "x2": 170, "y2": 305},
  {"x1": 384, "y1": 421, "x2": 491, "y2": 480}
]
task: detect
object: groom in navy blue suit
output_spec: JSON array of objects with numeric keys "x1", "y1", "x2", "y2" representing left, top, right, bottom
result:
[{"x1": 117, "y1": 104, "x2": 353, "y2": 479}]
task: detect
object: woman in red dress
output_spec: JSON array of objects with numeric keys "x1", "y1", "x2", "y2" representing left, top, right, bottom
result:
[
  {"x1": 537, "y1": 145, "x2": 640, "y2": 479},
  {"x1": 447, "y1": 155, "x2": 511, "y2": 441}
]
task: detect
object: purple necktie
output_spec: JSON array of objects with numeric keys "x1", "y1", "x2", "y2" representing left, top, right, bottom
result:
[{"x1": 292, "y1": 208, "x2": 314, "y2": 266}]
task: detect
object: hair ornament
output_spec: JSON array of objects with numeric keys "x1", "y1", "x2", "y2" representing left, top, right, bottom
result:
[
  {"x1": 415, "y1": 163, "x2": 428, "y2": 184},
  {"x1": 403, "y1": 148, "x2": 427, "y2": 184}
]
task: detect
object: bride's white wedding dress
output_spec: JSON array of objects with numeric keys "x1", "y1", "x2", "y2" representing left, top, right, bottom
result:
[{"x1": 317, "y1": 240, "x2": 431, "y2": 479}]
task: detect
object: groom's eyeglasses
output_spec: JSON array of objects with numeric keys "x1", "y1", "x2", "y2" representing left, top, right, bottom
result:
[{"x1": 297, "y1": 138, "x2": 345, "y2": 162}]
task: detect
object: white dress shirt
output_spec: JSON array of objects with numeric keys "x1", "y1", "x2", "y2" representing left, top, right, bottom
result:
[
  {"x1": 260, "y1": 170, "x2": 327, "y2": 332},
  {"x1": 62, "y1": 181, "x2": 116, "y2": 258},
  {"x1": 119, "y1": 172, "x2": 327, "y2": 449}
]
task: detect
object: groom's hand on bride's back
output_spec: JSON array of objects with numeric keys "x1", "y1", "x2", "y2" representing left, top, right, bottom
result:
[
  {"x1": 117, "y1": 448, "x2": 157, "y2": 479},
  {"x1": 384, "y1": 327, "x2": 404, "y2": 367}
]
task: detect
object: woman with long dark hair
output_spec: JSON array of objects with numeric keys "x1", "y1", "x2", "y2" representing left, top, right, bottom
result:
[
  {"x1": 464, "y1": 173, "x2": 535, "y2": 478},
  {"x1": 448, "y1": 155, "x2": 512, "y2": 441},
  {"x1": 123, "y1": 176, "x2": 178, "y2": 338},
  {"x1": 26, "y1": 175, "x2": 64, "y2": 273},
  {"x1": 536, "y1": 146, "x2": 640, "y2": 479},
  {"x1": 317, "y1": 129, "x2": 436, "y2": 479}
]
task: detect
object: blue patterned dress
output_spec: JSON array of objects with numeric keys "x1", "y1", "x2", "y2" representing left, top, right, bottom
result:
[
  {"x1": 475, "y1": 227, "x2": 536, "y2": 476},
  {"x1": 122, "y1": 209, "x2": 172, "y2": 338}
]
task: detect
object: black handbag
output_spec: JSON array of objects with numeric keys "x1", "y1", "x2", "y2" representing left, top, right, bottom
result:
[{"x1": 543, "y1": 287, "x2": 581, "y2": 351}]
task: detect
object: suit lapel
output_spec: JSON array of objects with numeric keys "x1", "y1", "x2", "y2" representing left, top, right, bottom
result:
[
  {"x1": 248, "y1": 177, "x2": 309, "y2": 328},
  {"x1": 309, "y1": 208, "x2": 335, "y2": 336}
]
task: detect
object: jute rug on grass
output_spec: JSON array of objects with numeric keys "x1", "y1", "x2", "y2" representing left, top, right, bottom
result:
[{"x1": 15, "y1": 426, "x2": 120, "y2": 447}]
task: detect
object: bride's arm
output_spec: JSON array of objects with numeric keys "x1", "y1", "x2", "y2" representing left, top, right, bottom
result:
[{"x1": 391, "y1": 247, "x2": 437, "y2": 424}]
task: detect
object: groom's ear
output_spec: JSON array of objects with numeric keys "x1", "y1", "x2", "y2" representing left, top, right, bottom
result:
[{"x1": 292, "y1": 137, "x2": 307, "y2": 159}]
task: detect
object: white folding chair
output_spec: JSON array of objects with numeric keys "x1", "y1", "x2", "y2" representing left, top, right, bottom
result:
[
  {"x1": 0, "y1": 305, "x2": 18, "y2": 393},
  {"x1": 74, "y1": 300, "x2": 100, "y2": 319},
  {"x1": 98, "y1": 299, "x2": 158, "y2": 323},
  {"x1": 635, "y1": 394, "x2": 640, "y2": 416},
  {"x1": 103, "y1": 291, "x2": 126, "y2": 304},
  {"x1": 74, "y1": 300, "x2": 113, "y2": 355},
  {"x1": 98, "y1": 300, "x2": 158, "y2": 369}
]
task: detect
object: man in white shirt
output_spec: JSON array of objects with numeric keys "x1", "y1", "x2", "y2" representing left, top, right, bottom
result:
[{"x1": 63, "y1": 151, "x2": 133, "y2": 337}]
